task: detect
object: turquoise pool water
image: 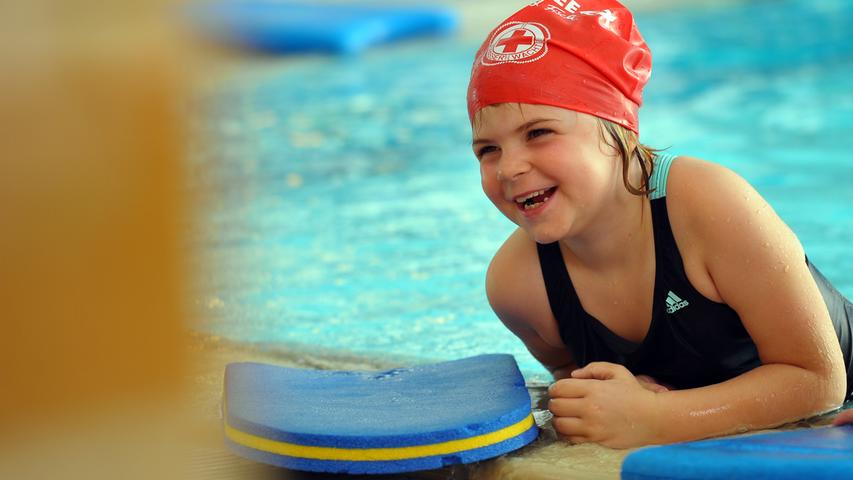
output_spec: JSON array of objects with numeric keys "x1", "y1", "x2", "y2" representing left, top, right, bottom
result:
[{"x1": 190, "y1": 0, "x2": 853, "y2": 381}]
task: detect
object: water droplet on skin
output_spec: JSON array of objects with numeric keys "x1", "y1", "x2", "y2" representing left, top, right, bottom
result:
[{"x1": 784, "y1": 265, "x2": 790, "y2": 272}]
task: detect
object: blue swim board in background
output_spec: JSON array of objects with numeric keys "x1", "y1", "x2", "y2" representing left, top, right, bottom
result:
[
  {"x1": 223, "y1": 354, "x2": 538, "y2": 474},
  {"x1": 189, "y1": 1, "x2": 459, "y2": 54},
  {"x1": 622, "y1": 424, "x2": 853, "y2": 480}
]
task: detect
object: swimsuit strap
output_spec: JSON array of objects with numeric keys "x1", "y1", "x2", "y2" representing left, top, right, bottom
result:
[{"x1": 649, "y1": 152, "x2": 677, "y2": 200}]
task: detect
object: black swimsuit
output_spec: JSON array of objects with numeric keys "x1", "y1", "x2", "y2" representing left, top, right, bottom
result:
[{"x1": 536, "y1": 153, "x2": 853, "y2": 400}]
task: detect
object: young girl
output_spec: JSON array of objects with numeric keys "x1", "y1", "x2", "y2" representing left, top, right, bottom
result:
[{"x1": 467, "y1": 0, "x2": 852, "y2": 448}]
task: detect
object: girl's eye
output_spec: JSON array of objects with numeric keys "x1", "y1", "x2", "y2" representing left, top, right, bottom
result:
[
  {"x1": 527, "y1": 128, "x2": 552, "y2": 140},
  {"x1": 477, "y1": 145, "x2": 498, "y2": 158}
]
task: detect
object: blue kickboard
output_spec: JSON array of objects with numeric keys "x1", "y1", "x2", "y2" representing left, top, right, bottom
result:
[
  {"x1": 622, "y1": 425, "x2": 853, "y2": 480},
  {"x1": 190, "y1": 1, "x2": 459, "y2": 54},
  {"x1": 223, "y1": 354, "x2": 538, "y2": 474}
]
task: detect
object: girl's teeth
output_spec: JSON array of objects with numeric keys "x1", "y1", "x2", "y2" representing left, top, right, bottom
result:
[
  {"x1": 517, "y1": 189, "x2": 546, "y2": 203},
  {"x1": 524, "y1": 196, "x2": 549, "y2": 210}
]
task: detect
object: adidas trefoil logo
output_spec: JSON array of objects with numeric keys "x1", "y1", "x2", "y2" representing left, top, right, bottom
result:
[{"x1": 665, "y1": 291, "x2": 689, "y2": 314}]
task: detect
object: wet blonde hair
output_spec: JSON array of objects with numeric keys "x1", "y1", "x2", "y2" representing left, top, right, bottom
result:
[{"x1": 596, "y1": 118, "x2": 660, "y2": 197}]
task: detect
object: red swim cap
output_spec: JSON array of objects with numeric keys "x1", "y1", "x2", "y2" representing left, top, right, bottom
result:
[{"x1": 467, "y1": 0, "x2": 652, "y2": 133}]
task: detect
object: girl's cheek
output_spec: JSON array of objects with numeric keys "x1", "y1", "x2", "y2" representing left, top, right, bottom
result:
[
  {"x1": 482, "y1": 184, "x2": 500, "y2": 205},
  {"x1": 480, "y1": 178, "x2": 503, "y2": 208},
  {"x1": 480, "y1": 166, "x2": 495, "y2": 192}
]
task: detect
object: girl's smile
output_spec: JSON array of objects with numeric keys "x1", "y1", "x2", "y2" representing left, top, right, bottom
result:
[{"x1": 514, "y1": 186, "x2": 557, "y2": 217}]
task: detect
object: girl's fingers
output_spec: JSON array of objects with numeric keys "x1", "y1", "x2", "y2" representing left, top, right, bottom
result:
[
  {"x1": 571, "y1": 362, "x2": 628, "y2": 380},
  {"x1": 548, "y1": 397, "x2": 585, "y2": 417},
  {"x1": 552, "y1": 416, "x2": 587, "y2": 438},
  {"x1": 548, "y1": 378, "x2": 588, "y2": 398}
]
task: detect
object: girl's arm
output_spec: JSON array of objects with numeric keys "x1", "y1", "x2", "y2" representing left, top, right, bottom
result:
[
  {"x1": 486, "y1": 228, "x2": 577, "y2": 380},
  {"x1": 654, "y1": 157, "x2": 847, "y2": 443},
  {"x1": 551, "y1": 157, "x2": 846, "y2": 448}
]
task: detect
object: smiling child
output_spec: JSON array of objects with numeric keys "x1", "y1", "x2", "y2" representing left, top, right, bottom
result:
[{"x1": 467, "y1": 0, "x2": 853, "y2": 447}]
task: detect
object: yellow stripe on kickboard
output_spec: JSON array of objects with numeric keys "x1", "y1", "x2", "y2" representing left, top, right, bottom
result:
[{"x1": 224, "y1": 410, "x2": 535, "y2": 461}]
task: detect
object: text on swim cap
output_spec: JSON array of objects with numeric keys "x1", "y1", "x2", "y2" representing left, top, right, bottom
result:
[
  {"x1": 532, "y1": 0, "x2": 583, "y2": 21},
  {"x1": 553, "y1": 0, "x2": 582, "y2": 13},
  {"x1": 545, "y1": 5, "x2": 577, "y2": 21},
  {"x1": 531, "y1": 0, "x2": 582, "y2": 13}
]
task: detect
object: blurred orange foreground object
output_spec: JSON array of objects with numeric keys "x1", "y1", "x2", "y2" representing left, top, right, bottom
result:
[{"x1": 0, "y1": 1, "x2": 193, "y2": 479}]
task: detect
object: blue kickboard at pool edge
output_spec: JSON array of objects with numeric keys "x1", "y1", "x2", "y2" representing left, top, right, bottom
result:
[
  {"x1": 190, "y1": 1, "x2": 459, "y2": 54},
  {"x1": 622, "y1": 425, "x2": 853, "y2": 480},
  {"x1": 223, "y1": 354, "x2": 538, "y2": 474}
]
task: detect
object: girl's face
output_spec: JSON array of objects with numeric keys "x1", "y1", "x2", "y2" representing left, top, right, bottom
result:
[{"x1": 472, "y1": 103, "x2": 621, "y2": 244}]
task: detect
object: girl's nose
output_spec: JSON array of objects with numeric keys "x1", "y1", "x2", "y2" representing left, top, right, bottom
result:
[{"x1": 496, "y1": 148, "x2": 531, "y2": 181}]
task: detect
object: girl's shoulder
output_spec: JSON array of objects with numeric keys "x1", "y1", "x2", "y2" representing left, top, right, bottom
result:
[
  {"x1": 664, "y1": 154, "x2": 805, "y2": 298},
  {"x1": 664, "y1": 155, "x2": 782, "y2": 301},
  {"x1": 664, "y1": 155, "x2": 776, "y2": 234},
  {"x1": 663, "y1": 155, "x2": 742, "y2": 201}
]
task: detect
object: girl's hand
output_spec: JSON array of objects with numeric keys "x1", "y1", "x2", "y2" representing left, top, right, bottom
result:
[{"x1": 548, "y1": 362, "x2": 663, "y2": 448}]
